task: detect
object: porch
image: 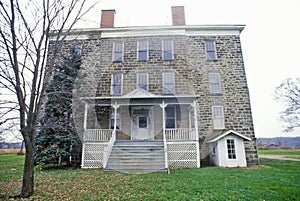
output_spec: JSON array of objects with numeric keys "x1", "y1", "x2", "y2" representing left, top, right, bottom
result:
[{"x1": 80, "y1": 89, "x2": 200, "y2": 171}]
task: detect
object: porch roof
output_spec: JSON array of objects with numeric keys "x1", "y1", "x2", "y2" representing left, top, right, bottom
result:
[
  {"x1": 205, "y1": 130, "x2": 252, "y2": 143},
  {"x1": 80, "y1": 88, "x2": 198, "y2": 105}
]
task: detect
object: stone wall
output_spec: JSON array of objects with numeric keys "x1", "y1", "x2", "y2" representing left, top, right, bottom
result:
[{"x1": 46, "y1": 31, "x2": 259, "y2": 166}]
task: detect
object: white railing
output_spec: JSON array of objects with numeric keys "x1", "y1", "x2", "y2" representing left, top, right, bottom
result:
[
  {"x1": 84, "y1": 129, "x2": 113, "y2": 142},
  {"x1": 103, "y1": 130, "x2": 116, "y2": 168},
  {"x1": 166, "y1": 128, "x2": 197, "y2": 141}
]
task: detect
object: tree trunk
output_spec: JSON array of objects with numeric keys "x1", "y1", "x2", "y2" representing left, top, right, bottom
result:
[{"x1": 20, "y1": 136, "x2": 34, "y2": 198}]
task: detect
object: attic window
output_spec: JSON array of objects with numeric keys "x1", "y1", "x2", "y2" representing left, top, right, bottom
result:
[{"x1": 227, "y1": 139, "x2": 236, "y2": 159}]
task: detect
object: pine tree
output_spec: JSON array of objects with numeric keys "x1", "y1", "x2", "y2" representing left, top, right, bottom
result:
[{"x1": 35, "y1": 46, "x2": 82, "y2": 165}]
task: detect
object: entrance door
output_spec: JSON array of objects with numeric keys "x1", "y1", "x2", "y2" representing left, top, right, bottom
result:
[{"x1": 131, "y1": 106, "x2": 154, "y2": 140}]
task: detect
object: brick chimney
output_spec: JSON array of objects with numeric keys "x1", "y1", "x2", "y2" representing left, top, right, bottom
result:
[
  {"x1": 171, "y1": 6, "x2": 185, "y2": 26},
  {"x1": 100, "y1": 9, "x2": 116, "y2": 28}
]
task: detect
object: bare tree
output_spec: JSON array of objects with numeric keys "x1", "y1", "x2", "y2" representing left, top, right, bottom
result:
[
  {"x1": 274, "y1": 78, "x2": 300, "y2": 132},
  {"x1": 0, "y1": 0, "x2": 94, "y2": 197}
]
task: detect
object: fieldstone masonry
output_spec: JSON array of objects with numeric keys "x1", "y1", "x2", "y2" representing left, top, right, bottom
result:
[{"x1": 45, "y1": 25, "x2": 259, "y2": 167}]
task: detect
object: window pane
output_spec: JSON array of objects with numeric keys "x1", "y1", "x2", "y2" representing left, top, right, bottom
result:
[
  {"x1": 111, "y1": 74, "x2": 122, "y2": 95},
  {"x1": 165, "y1": 106, "x2": 175, "y2": 128},
  {"x1": 205, "y1": 41, "x2": 217, "y2": 61},
  {"x1": 212, "y1": 106, "x2": 224, "y2": 129},
  {"x1": 110, "y1": 111, "x2": 120, "y2": 129},
  {"x1": 137, "y1": 73, "x2": 148, "y2": 90},
  {"x1": 113, "y1": 43, "x2": 123, "y2": 61},
  {"x1": 209, "y1": 73, "x2": 221, "y2": 94},
  {"x1": 138, "y1": 41, "x2": 148, "y2": 61},
  {"x1": 139, "y1": 117, "x2": 147, "y2": 128},
  {"x1": 163, "y1": 73, "x2": 175, "y2": 94},
  {"x1": 163, "y1": 41, "x2": 173, "y2": 60}
]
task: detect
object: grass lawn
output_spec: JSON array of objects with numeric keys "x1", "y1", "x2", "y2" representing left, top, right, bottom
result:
[
  {"x1": 258, "y1": 149, "x2": 300, "y2": 159},
  {"x1": 1, "y1": 154, "x2": 299, "y2": 201}
]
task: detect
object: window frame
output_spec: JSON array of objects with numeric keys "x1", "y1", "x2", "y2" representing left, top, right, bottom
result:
[
  {"x1": 137, "y1": 41, "x2": 149, "y2": 61},
  {"x1": 226, "y1": 139, "x2": 237, "y2": 159},
  {"x1": 162, "y1": 40, "x2": 174, "y2": 60},
  {"x1": 137, "y1": 73, "x2": 149, "y2": 91},
  {"x1": 112, "y1": 42, "x2": 124, "y2": 62},
  {"x1": 205, "y1": 41, "x2": 218, "y2": 61},
  {"x1": 110, "y1": 73, "x2": 123, "y2": 95},
  {"x1": 163, "y1": 72, "x2": 175, "y2": 94},
  {"x1": 212, "y1": 105, "x2": 225, "y2": 129},
  {"x1": 165, "y1": 106, "x2": 176, "y2": 129},
  {"x1": 208, "y1": 72, "x2": 222, "y2": 94}
]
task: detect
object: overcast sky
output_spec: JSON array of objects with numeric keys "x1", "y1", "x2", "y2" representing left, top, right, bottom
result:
[{"x1": 80, "y1": 0, "x2": 300, "y2": 138}]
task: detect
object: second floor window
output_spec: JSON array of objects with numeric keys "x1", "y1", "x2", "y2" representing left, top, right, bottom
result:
[
  {"x1": 113, "y1": 42, "x2": 123, "y2": 62},
  {"x1": 137, "y1": 41, "x2": 148, "y2": 61},
  {"x1": 163, "y1": 72, "x2": 175, "y2": 94},
  {"x1": 208, "y1": 73, "x2": 222, "y2": 94},
  {"x1": 205, "y1": 41, "x2": 217, "y2": 61},
  {"x1": 162, "y1": 40, "x2": 173, "y2": 60},
  {"x1": 137, "y1": 73, "x2": 148, "y2": 91},
  {"x1": 212, "y1": 105, "x2": 225, "y2": 129},
  {"x1": 111, "y1": 73, "x2": 123, "y2": 95}
]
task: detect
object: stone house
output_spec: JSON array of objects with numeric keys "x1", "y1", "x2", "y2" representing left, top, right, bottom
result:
[{"x1": 47, "y1": 6, "x2": 259, "y2": 172}]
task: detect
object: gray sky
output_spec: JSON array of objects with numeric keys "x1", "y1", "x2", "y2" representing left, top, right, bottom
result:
[{"x1": 80, "y1": 0, "x2": 300, "y2": 137}]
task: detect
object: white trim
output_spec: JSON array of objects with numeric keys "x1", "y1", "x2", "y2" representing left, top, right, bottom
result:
[
  {"x1": 205, "y1": 130, "x2": 252, "y2": 143},
  {"x1": 55, "y1": 25, "x2": 245, "y2": 40}
]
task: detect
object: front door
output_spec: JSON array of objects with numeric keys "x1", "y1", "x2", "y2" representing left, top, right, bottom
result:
[{"x1": 131, "y1": 106, "x2": 154, "y2": 140}]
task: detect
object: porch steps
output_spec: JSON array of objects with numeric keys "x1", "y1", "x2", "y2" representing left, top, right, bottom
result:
[{"x1": 104, "y1": 140, "x2": 168, "y2": 173}]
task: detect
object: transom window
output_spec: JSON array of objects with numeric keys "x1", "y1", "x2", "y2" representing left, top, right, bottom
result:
[
  {"x1": 137, "y1": 73, "x2": 148, "y2": 91},
  {"x1": 163, "y1": 72, "x2": 175, "y2": 94},
  {"x1": 227, "y1": 139, "x2": 236, "y2": 159},
  {"x1": 113, "y1": 42, "x2": 123, "y2": 62},
  {"x1": 205, "y1": 41, "x2": 217, "y2": 61},
  {"x1": 162, "y1": 40, "x2": 174, "y2": 60},
  {"x1": 165, "y1": 106, "x2": 176, "y2": 128},
  {"x1": 137, "y1": 41, "x2": 148, "y2": 61},
  {"x1": 111, "y1": 73, "x2": 123, "y2": 95},
  {"x1": 212, "y1": 106, "x2": 225, "y2": 129},
  {"x1": 208, "y1": 73, "x2": 222, "y2": 94}
]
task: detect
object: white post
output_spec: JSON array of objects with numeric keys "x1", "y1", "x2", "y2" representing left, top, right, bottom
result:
[
  {"x1": 83, "y1": 103, "x2": 88, "y2": 130},
  {"x1": 160, "y1": 101, "x2": 169, "y2": 172},
  {"x1": 193, "y1": 99, "x2": 200, "y2": 168},
  {"x1": 112, "y1": 101, "x2": 119, "y2": 133}
]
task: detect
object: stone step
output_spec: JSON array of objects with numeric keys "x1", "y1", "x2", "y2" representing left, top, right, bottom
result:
[{"x1": 105, "y1": 140, "x2": 167, "y2": 173}]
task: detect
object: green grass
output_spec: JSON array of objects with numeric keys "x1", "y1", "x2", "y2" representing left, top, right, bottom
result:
[
  {"x1": 1, "y1": 154, "x2": 300, "y2": 200},
  {"x1": 258, "y1": 149, "x2": 300, "y2": 155}
]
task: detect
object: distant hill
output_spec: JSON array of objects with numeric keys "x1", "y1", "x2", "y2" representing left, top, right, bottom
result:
[{"x1": 257, "y1": 137, "x2": 300, "y2": 147}]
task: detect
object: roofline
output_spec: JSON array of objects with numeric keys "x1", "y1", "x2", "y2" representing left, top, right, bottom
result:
[
  {"x1": 80, "y1": 94, "x2": 198, "y2": 101},
  {"x1": 50, "y1": 24, "x2": 245, "y2": 40},
  {"x1": 205, "y1": 130, "x2": 252, "y2": 143}
]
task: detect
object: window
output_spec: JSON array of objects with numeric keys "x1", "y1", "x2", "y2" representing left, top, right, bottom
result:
[
  {"x1": 208, "y1": 73, "x2": 222, "y2": 94},
  {"x1": 137, "y1": 41, "x2": 148, "y2": 61},
  {"x1": 139, "y1": 117, "x2": 148, "y2": 128},
  {"x1": 110, "y1": 111, "x2": 120, "y2": 130},
  {"x1": 137, "y1": 73, "x2": 148, "y2": 91},
  {"x1": 163, "y1": 72, "x2": 175, "y2": 94},
  {"x1": 227, "y1": 139, "x2": 236, "y2": 159},
  {"x1": 162, "y1": 40, "x2": 173, "y2": 60},
  {"x1": 212, "y1": 106, "x2": 225, "y2": 129},
  {"x1": 72, "y1": 45, "x2": 82, "y2": 56},
  {"x1": 165, "y1": 106, "x2": 176, "y2": 128},
  {"x1": 111, "y1": 73, "x2": 123, "y2": 95},
  {"x1": 113, "y1": 42, "x2": 123, "y2": 62},
  {"x1": 205, "y1": 41, "x2": 217, "y2": 61}
]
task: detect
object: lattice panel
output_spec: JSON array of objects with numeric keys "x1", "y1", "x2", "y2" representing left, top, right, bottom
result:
[
  {"x1": 82, "y1": 143, "x2": 107, "y2": 168},
  {"x1": 167, "y1": 143, "x2": 199, "y2": 169}
]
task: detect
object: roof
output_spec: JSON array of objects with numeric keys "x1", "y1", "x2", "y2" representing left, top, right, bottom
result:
[{"x1": 205, "y1": 130, "x2": 252, "y2": 143}]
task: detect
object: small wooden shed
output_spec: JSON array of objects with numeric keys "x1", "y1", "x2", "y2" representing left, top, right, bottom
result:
[{"x1": 205, "y1": 130, "x2": 251, "y2": 167}]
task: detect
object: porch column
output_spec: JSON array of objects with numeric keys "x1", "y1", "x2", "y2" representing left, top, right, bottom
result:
[
  {"x1": 159, "y1": 101, "x2": 169, "y2": 170},
  {"x1": 192, "y1": 99, "x2": 200, "y2": 168},
  {"x1": 83, "y1": 103, "x2": 89, "y2": 130},
  {"x1": 112, "y1": 101, "x2": 119, "y2": 132}
]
